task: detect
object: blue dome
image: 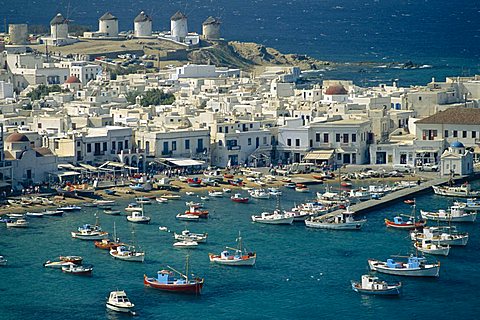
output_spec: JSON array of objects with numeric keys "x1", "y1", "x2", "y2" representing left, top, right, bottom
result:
[{"x1": 450, "y1": 141, "x2": 464, "y2": 148}]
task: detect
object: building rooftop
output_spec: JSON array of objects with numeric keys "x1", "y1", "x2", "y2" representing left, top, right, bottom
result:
[
  {"x1": 99, "y1": 12, "x2": 117, "y2": 21},
  {"x1": 134, "y1": 11, "x2": 152, "y2": 23},
  {"x1": 203, "y1": 16, "x2": 220, "y2": 26},
  {"x1": 325, "y1": 84, "x2": 348, "y2": 95},
  {"x1": 50, "y1": 13, "x2": 68, "y2": 25},
  {"x1": 5, "y1": 132, "x2": 29, "y2": 143},
  {"x1": 415, "y1": 107, "x2": 480, "y2": 125},
  {"x1": 171, "y1": 11, "x2": 187, "y2": 21}
]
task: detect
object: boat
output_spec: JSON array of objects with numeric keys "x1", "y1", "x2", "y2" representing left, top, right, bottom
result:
[
  {"x1": 420, "y1": 205, "x2": 477, "y2": 222},
  {"x1": 62, "y1": 264, "x2": 93, "y2": 275},
  {"x1": 186, "y1": 192, "x2": 195, "y2": 196},
  {"x1": 295, "y1": 185, "x2": 310, "y2": 193},
  {"x1": 187, "y1": 177, "x2": 202, "y2": 187},
  {"x1": 104, "y1": 189, "x2": 116, "y2": 196},
  {"x1": 284, "y1": 182, "x2": 296, "y2": 188},
  {"x1": 433, "y1": 183, "x2": 480, "y2": 197},
  {"x1": 305, "y1": 208, "x2": 366, "y2": 230},
  {"x1": 25, "y1": 212, "x2": 44, "y2": 218},
  {"x1": 94, "y1": 200, "x2": 116, "y2": 207},
  {"x1": 404, "y1": 199, "x2": 415, "y2": 205},
  {"x1": 341, "y1": 181, "x2": 353, "y2": 188},
  {"x1": 106, "y1": 290, "x2": 135, "y2": 314},
  {"x1": 200, "y1": 196, "x2": 209, "y2": 201},
  {"x1": 414, "y1": 239, "x2": 450, "y2": 256},
  {"x1": 385, "y1": 203, "x2": 426, "y2": 229},
  {"x1": 176, "y1": 214, "x2": 200, "y2": 222},
  {"x1": 0, "y1": 255, "x2": 7, "y2": 266},
  {"x1": 208, "y1": 191, "x2": 223, "y2": 198},
  {"x1": 126, "y1": 208, "x2": 151, "y2": 224},
  {"x1": 57, "y1": 205, "x2": 81, "y2": 211},
  {"x1": 110, "y1": 245, "x2": 145, "y2": 262},
  {"x1": 316, "y1": 189, "x2": 347, "y2": 206},
  {"x1": 410, "y1": 226, "x2": 468, "y2": 246},
  {"x1": 136, "y1": 196, "x2": 153, "y2": 205},
  {"x1": 59, "y1": 256, "x2": 83, "y2": 264},
  {"x1": 174, "y1": 230, "x2": 208, "y2": 243},
  {"x1": 251, "y1": 210, "x2": 294, "y2": 225},
  {"x1": 71, "y1": 218, "x2": 109, "y2": 240},
  {"x1": 156, "y1": 197, "x2": 168, "y2": 203},
  {"x1": 95, "y1": 222, "x2": 124, "y2": 250},
  {"x1": 348, "y1": 189, "x2": 371, "y2": 202},
  {"x1": 368, "y1": 255, "x2": 440, "y2": 277},
  {"x1": 125, "y1": 203, "x2": 142, "y2": 212},
  {"x1": 173, "y1": 240, "x2": 199, "y2": 248},
  {"x1": 7, "y1": 213, "x2": 24, "y2": 219},
  {"x1": 249, "y1": 189, "x2": 270, "y2": 199},
  {"x1": 351, "y1": 275, "x2": 401, "y2": 295},
  {"x1": 455, "y1": 198, "x2": 480, "y2": 211},
  {"x1": 184, "y1": 205, "x2": 209, "y2": 218},
  {"x1": 44, "y1": 260, "x2": 76, "y2": 269},
  {"x1": 161, "y1": 194, "x2": 181, "y2": 200},
  {"x1": 103, "y1": 209, "x2": 121, "y2": 215},
  {"x1": 6, "y1": 219, "x2": 29, "y2": 228},
  {"x1": 208, "y1": 232, "x2": 256, "y2": 266},
  {"x1": 185, "y1": 201, "x2": 203, "y2": 208},
  {"x1": 129, "y1": 183, "x2": 146, "y2": 191},
  {"x1": 231, "y1": 193, "x2": 249, "y2": 203},
  {"x1": 43, "y1": 210, "x2": 64, "y2": 216},
  {"x1": 82, "y1": 202, "x2": 97, "y2": 207},
  {"x1": 143, "y1": 256, "x2": 204, "y2": 294},
  {"x1": 223, "y1": 188, "x2": 232, "y2": 193}
]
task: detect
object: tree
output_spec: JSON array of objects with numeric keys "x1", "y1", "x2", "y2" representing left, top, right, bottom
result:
[
  {"x1": 27, "y1": 84, "x2": 63, "y2": 101},
  {"x1": 125, "y1": 89, "x2": 175, "y2": 106},
  {"x1": 125, "y1": 90, "x2": 140, "y2": 105}
]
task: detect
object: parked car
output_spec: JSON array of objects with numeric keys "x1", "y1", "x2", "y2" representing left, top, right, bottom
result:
[
  {"x1": 419, "y1": 163, "x2": 439, "y2": 172},
  {"x1": 392, "y1": 164, "x2": 414, "y2": 173}
]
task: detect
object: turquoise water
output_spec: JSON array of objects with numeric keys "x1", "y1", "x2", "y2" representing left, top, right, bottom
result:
[{"x1": 1, "y1": 180, "x2": 480, "y2": 319}]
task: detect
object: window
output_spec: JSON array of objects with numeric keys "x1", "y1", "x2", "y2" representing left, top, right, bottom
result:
[
  {"x1": 77, "y1": 141, "x2": 80, "y2": 147},
  {"x1": 315, "y1": 133, "x2": 320, "y2": 142},
  {"x1": 337, "y1": 153, "x2": 342, "y2": 161},
  {"x1": 118, "y1": 142, "x2": 123, "y2": 150},
  {"x1": 125, "y1": 140, "x2": 129, "y2": 149},
  {"x1": 418, "y1": 96, "x2": 422, "y2": 101},
  {"x1": 295, "y1": 139, "x2": 300, "y2": 147},
  {"x1": 263, "y1": 137, "x2": 267, "y2": 145},
  {"x1": 218, "y1": 127, "x2": 222, "y2": 133},
  {"x1": 287, "y1": 139, "x2": 292, "y2": 146},
  {"x1": 37, "y1": 123, "x2": 42, "y2": 129},
  {"x1": 87, "y1": 143, "x2": 91, "y2": 153},
  {"x1": 336, "y1": 134, "x2": 340, "y2": 142},
  {"x1": 225, "y1": 127, "x2": 229, "y2": 134},
  {"x1": 197, "y1": 139, "x2": 203, "y2": 151},
  {"x1": 352, "y1": 134, "x2": 356, "y2": 143},
  {"x1": 453, "y1": 130, "x2": 458, "y2": 138},
  {"x1": 323, "y1": 134, "x2": 329, "y2": 143},
  {"x1": 472, "y1": 131, "x2": 477, "y2": 139},
  {"x1": 185, "y1": 139, "x2": 190, "y2": 150},
  {"x1": 463, "y1": 131, "x2": 467, "y2": 138},
  {"x1": 248, "y1": 138, "x2": 252, "y2": 145},
  {"x1": 112, "y1": 141, "x2": 116, "y2": 150},
  {"x1": 219, "y1": 140, "x2": 223, "y2": 146},
  {"x1": 250, "y1": 124, "x2": 253, "y2": 128},
  {"x1": 343, "y1": 134, "x2": 349, "y2": 143},
  {"x1": 172, "y1": 141, "x2": 177, "y2": 151},
  {"x1": 444, "y1": 130, "x2": 449, "y2": 138},
  {"x1": 103, "y1": 142, "x2": 107, "y2": 151}
]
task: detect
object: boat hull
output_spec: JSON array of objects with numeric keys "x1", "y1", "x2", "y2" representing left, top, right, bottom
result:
[
  {"x1": 305, "y1": 219, "x2": 366, "y2": 230},
  {"x1": 368, "y1": 259, "x2": 440, "y2": 277},
  {"x1": 351, "y1": 282, "x2": 401, "y2": 295},
  {"x1": 143, "y1": 276, "x2": 203, "y2": 294},
  {"x1": 71, "y1": 232, "x2": 108, "y2": 240},
  {"x1": 420, "y1": 211, "x2": 477, "y2": 222},
  {"x1": 110, "y1": 252, "x2": 145, "y2": 262},
  {"x1": 209, "y1": 254, "x2": 256, "y2": 266},
  {"x1": 106, "y1": 302, "x2": 133, "y2": 313},
  {"x1": 251, "y1": 216, "x2": 294, "y2": 225},
  {"x1": 126, "y1": 217, "x2": 151, "y2": 224},
  {"x1": 385, "y1": 219, "x2": 426, "y2": 229}
]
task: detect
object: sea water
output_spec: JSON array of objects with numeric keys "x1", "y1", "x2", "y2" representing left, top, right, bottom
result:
[{"x1": 1, "y1": 180, "x2": 479, "y2": 319}]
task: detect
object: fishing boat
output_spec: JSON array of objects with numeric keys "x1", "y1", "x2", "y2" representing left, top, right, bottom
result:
[
  {"x1": 231, "y1": 193, "x2": 249, "y2": 203},
  {"x1": 176, "y1": 214, "x2": 200, "y2": 222},
  {"x1": 420, "y1": 205, "x2": 477, "y2": 222},
  {"x1": 455, "y1": 198, "x2": 480, "y2": 211},
  {"x1": 174, "y1": 230, "x2": 208, "y2": 243},
  {"x1": 184, "y1": 206, "x2": 209, "y2": 218},
  {"x1": 414, "y1": 239, "x2": 450, "y2": 256},
  {"x1": 156, "y1": 197, "x2": 168, "y2": 203},
  {"x1": 25, "y1": 212, "x2": 44, "y2": 218},
  {"x1": 62, "y1": 264, "x2": 93, "y2": 275},
  {"x1": 351, "y1": 275, "x2": 401, "y2": 295},
  {"x1": 110, "y1": 245, "x2": 145, "y2": 262},
  {"x1": 187, "y1": 178, "x2": 202, "y2": 187},
  {"x1": 368, "y1": 255, "x2": 440, "y2": 277},
  {"x1": 208, "y1": 232, "x2": 256, "y2": 266},
  {"x1": 43, "y1": 210, "x2": 63, "y2": 216},
  {"x1": 385, "y1": 203, "x2": 426, "y2": 229},
  {"x1": 0, "y1": 255, "x2": 7, "y2": 266},
  {"x1": 126, "y1": 208, "x2": 151, "y2": 224},
  {"x1": 57, "y1": 205, "x2": 82, "y2": 211},
  {"x1": 6, "y1": 219, "x2": 29, "y2": 228},
  {"x1": 249, "y1": 189, "x2": 270, "y2": 199},
  {"x1": 59, "y1": 256, "x2": 83, "y2": 264},
  {"x1": 104, "y1": 189, "x2": 116, "y2": 196},
  {"x1": 432, "y1": 183, "x2": 480, "y2": 197},
  {"x1": 173, "y1": 240, "x2": 199, "y2": 248},
  {"x1": 136, "y1": 197, "x2": 153, "y2": 205},
  {"x1": 106, "y1": 290, "x2": 135, "y2": 314},
  {"x1": 71, "y1": 219, "x2": 109, "y2": 240},
  {"x1": 348, "y1": 189, "x2": 371, "y2": 202},
  {"x1": 410, "y1": 226, "x2": 468, "y2": 246},
  {"x1": 103, "y1": 209, "x2": 121, "y2": 215},
  {"x1": 316, "y1": 189, "x2": 347, "y2": 206},
  {"x1": 251, "y1": 210, "x2": 294, "y2": 225},
  {"x1": 125, "y1": 203, "x2": 142, "y2": 212},
  {"x1": 305, "y1": 208, "x2": 366, "y2": 230},
  {"x1": 95, "y1": 222, "x2": 124, "y2": 250},
  {"x1": 7, "y1": 213, "x2": 24, "y2": 219},
  {"x1": 94, "y1": 200, "x2": 116, "y2": 207},
  {"x1": 44, "y1": 260, "x2": 76, "y2": 269},
  {"x1": 143, "y1": 256, "x2": 204, "y2": 294},
  {"x1": 295, "y1": 184, "x2": 310, "y2": 193},
  {"x1": 208, "y1": 191, "x2": 223, "y2": 198}
]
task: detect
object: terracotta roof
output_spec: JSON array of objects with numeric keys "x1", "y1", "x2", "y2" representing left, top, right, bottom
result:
[
  {"x1": 325, "y1": 84, "x2": 348, "y2": 95},
  {"x1": 99, "y1": 12, "x2": 117, "y2": 21},
  {"x1": 34, "y1": 147, "x2": 54, "y2": 157},
  {"x1": 4, "y1": 150, "x2": 15, "y2": 161},
  {"x1": 65, "y1": 75, "x2": 81, "y2": 84},
  {"x1": 5, "y1": 132, "x2": 29, "y2": 143},
  {"x1": 203, "y1": 16, "x2": 220, "y2": 25},
  {"x1": 50, "y1": 13, "x2": 68, "y2": 25},
  {"x1": 134, "y1": 11, "x2": 152, "y2": 22},
  {"x1": 415, "y1": 107, "x2": 480, "y2": 125},
  {"x1": 171, "y1": 11, "x2": 187, "y2": 21}
]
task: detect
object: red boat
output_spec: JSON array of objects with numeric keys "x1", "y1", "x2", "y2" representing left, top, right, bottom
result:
[
  {"x1": 224, "y1": 174, "x2": 234, "y2": 179},
  {"x1": 231, "y1": 194, "x2": 249, "y2": 203},
  {"x1": 187, "y1": 178, "x2": 202, "y2": 187},
  {"x1": 94, "y1": 238, "x2": 125, "y2": 250},
  {"x1": 312, "y1": 175, "x2": 324, "y2": 180},
  {"x1": 404, "y1": 199, "x2": 415, "y2": 205},
  {"x1": 341, "y1": 181, "x2": 353, "y2": 188},
  {"x1": 228, "y1": 179, "x2": 244, "y2": 187},
  {"x1": 143, "y1": 258, "x2": 204, "y2": 294},
  {"x1": 184, "y1": 206, "x2": 209, "y2": 218},
  {"x1": 384, "y1": 216, "x2": 426, "y2": 229}
]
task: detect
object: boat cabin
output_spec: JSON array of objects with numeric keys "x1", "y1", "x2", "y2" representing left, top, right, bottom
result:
[
  {"x1": 156, "y1": 270, "x2": 184, "y2": 284},
  {"x1": 109, "y1": 291, "x2": 131, "y2": 304},
  {"x1": 361, "y1": 275, "x2": 388, "y2": 290},
  {"x1": 407, "y1": 256, "x2": 426, "y2": 268},
  {"x1": 393, "y1": 216, "x2": 411, "y2": 224},
  {"x1": 386, "y1": 259, "x2": 403, "y2": 268}
]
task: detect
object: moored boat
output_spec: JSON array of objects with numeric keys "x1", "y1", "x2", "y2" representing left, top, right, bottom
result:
[
  {"x1": 351, "y1": 275, "x2": 401, "y2": 295},
  {"x1": 6, "y1": 219, "x2": 29, "y2": 228},
  {"x1": 251, "y1": 210, "x2": 294, "y2": 225},
  {"x1": 368, "y1": 255, "x2": 440, "y2": 277},
  {"x1": 410, "y1": 226, "x2": 468, "y2": 246},
  {"x1": 413, "y1": 239, "x2": 450, "y2": 256},
  {"x1": 208, "y1": 232, "x2": 256, "y2": 266},
  {"x1": 420, "y1": 205, "x2": 476, "y2": 222},
  {"x1": 208, "y1": 191, "x2": 223, "y2": 198},
  {"x1": 106, "y1": 290, "x2": 135, "y2": 314},
  {"x1": 0, "y1": 255, "x2": 7, "y2": 266},
  {"x1": 305, "y1": 208, "x2": 366, "y2": 230},
  {"x1": 62, "y1": 264, "x2": 93, "y2": 275},
  {"x1": 173, "y1": 240, "x2": 199, "y2": 248},
  {"x1": 57, "y1": 205, "x2": 82, "y2": 211},
  {"x1": 110, "y1": 245, "x2": 145, "y2": 262},
  {"x1": 126, "y1": 209, "x2": 151, "y2": 224},
  {"x1": 103, "y1": 209, "x2": 121, "y2": 215},
  {"x1": 385, "y1": 216, "x2": 426, "y2": 229},
  {"x1": 176, "y1": 214, "x2": 200, "y2": 222},
  {"x1": 231, "y1": 193, "x2": 249, "y2": 203},
  {"x1": 125, "y1": 203, "x2": 143, "y2": 212},
  {"x1": 173, "y1": 230, "x2": 208, "y2": 243},
  {"x1": 43, "y1": 210, "x2": 64, "y2": 216},
  {"x1": 432, "y1": 183, "x2": 480, "y2": 197},
  {"x1": 71, "y1": 222, "x2": 109, "y2": 240}
]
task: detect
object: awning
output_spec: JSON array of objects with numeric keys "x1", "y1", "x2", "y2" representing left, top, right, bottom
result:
[
  {"x1": 79, "y1": 163, "x2": 100, "y2": 172},
  {"x1": 415, "y1": 150, "x2": 437, "y2": 153},
  {"x1": 160, "y1": 158, "x2": 205, "y2": 167},
  {"x1": 304, "y1": 150, "x2": 334, "y2": 161},
  {"x1": 57, "y1": 171, "x2": 81, "y2": 177}
]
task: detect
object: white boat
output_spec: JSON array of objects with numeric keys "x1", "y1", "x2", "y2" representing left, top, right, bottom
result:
[
  {"x1": 222, "y1": 188, "x2": 232, "y2": 193},
  {"x1": 57, "y1": 205, "x2": 82, "y2": 211},
  {"x1": 433, "y1": 184, "x2": 480, "y2": 197},
  {"x1": 455, "y1": 198, "x2": 480, "y2": 211},
  {"x1": 125, "y1": 203, "x2": 143, "y2": 212},
  {"x1": 71, "y1": 222, "x2": 109, "y2": 240},
  {"x1": 368, "y1": 255, "x2": 440, "y2": 277},
  {"x1": 174, "y1": 230, "x2": 208, "y2": 243},
  {"x1": 251, "y1": 210, "x2": 294, "y2": 225},
  {"x1": 156, "y1": 197, "x2": 168, "y2": 203},
  {"x1": 126, "y1": 209, "x2": 151, "y2": 224},
  {"x1": 43, "y1": 260, "x2": 76, "y2": 269},
  {"x1": 173, "y1": 240, "x2": 199, "y2": 248},
  {"x1": 305, "y1": 208, "x2": 366, "y2": 230},
  {"x1": 6, "y1": 219, "x2": 29, "y2": 228},
  {"x1": 103, "y1": 209, "x2": 121, "y2": 215},
  {"x1": 208, "y1": 232, "x2": 256, "y2": 266},
  {"x1": 186, "y1": 192, "x2": 195, "y2": 196},
  {"x1": 176, "y1": 214, "x2": 200, "y2": 222},
  {"x1": 349, "y1": 189, "x2": 371, "y2": 202},
  {"x1": 351, "y1": 275, "x2": 401, "y2": 295},
  {"x1": 106, "y1": 290, "x2": 135, "y2": 314},
  {"x1": 420, "y1": 205, "x2": 477, "y2": 222},
  {"x1": 136, "y1": 197, "x2": 153, "y2": 205},
  {"x1": 25, "y1": 212, "x2": 44, "y2": 218},
  {"x1": 200, "y1": 196, "x2": 209, "y2": 201},
  {"x1": 185, "y1": 201, "x2": 203, "y2": 208},
  {"x1": 0, "y1": 255, "x2": 7, "y2": 266},
  {"x1": 410, "y1": 226, "x2": 468, "y2": 246},
  {"x1": 160, "y1": 194, "x2": 181, "y2": 200},
  {"x1": 110, "y1": 245, "x2": 145, "y2": 262},
  {"x1": 249, "y1": 189, "x2": 270, "y2": 199},
  {"x1": 94, "y1": 200, "x2": 116, "y2": 207},
  {"x1": 43, "y1": 210, "x2": 64, "y2": 216},
  {"x1": 208, "y1": 191, "x2": 223, "y2": 198},
  {"x1": 7, "y1": 213, "x2": 25, "y2": 219},
  {"x1": 61, "y1": 264, "x2": 93, "y2": 275},
  {"x1": 316, "y1": 190, "x2": 346, "y2": 205},
  {"x1": 414, "y1": 239, "x2": 450, "y2": 256}
]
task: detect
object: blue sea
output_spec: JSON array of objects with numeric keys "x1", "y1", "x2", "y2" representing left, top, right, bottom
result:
[
  {"x1": 1, "y1": 0, "x2": 479, "y2": 86},
  {"x1": 1, "y1": 180, "x2": 480, "y2": 320}
]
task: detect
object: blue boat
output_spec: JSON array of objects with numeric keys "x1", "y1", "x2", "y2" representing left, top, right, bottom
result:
[{"x1": 105, "y1": 189, "x2": 116, "y2": 196}]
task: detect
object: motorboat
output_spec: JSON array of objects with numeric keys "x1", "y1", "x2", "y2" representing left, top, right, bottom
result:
[
  {"x1": 351, "y1": 275, "x2": 401, "y2": 295},
  {"x1": 126, "y1": 210, "x2": 151, "y2": 224},
  {"x1": 404, "y1": 199, "x2": 415, "y2": 205},
  {"x1": 231, "y1": 193, "x2": 249, "y2": 203},
  {"x1": 95, "y1": 238, "x2": 124, "y2": 250},
  {"x1": 110, "y1": 245, "x2": 145, "y2": 262},
  {"x1": 59, "y1": 256, "x2": 83, "y2": 264},
  {"x1": 43, "y1": 210, "x2": 63, "y2": 216},
  {"x1": 136, "y1": 197, "x2": 153, "y2": 205},
  {"x1": 208, "y1": 191, "x2": 223, "y2": 198},
  {"x1": 305, "y1": 208, "x2": 366, "y2": 230},
  {"x1": 186, "y1": 192, "x2": 195, "y2": 196},
  {"x1": 143, "y1": 256, "x2": 204, "y2": 294},
  {"x1": 125, "y1": 203, "x2": 143, "y2": 212},
  {"x1": 385, "y1": 216, "x2": 426, "y2": 229},
  {"x1": 7, "y1": 213, "x2": 25, "y2": 219},
  {"x1": 103, "y1": 209, "x2": 121, "y2": 215},
  {"x1": 174, "y1": 230, "x2": 208, "y2": 243},
  {"x1": 25, "y1": 212, "x2": 44, "y2": 218},
  {"x1": 173, "y1": 241, "x2": 199, "y2": 248},
  {"x1": 176, "y1": 214, "x2": 200, "y2": 222},
  {"x1": 82, "y1": 202, "x2": 97, "y2": 208},
  {"x1": 185, "y1": 201, "x2": 203, "y2": 208},
  {"x1": 94, "y1": 200, "x2": 116, "y2": 207},
  {"x1": 62, "y1": 264, "x2": 93, "y2": 275},
  {"x1": 223, "y1": 188, "x2": 232, "y2": 193},
  {"x1": 410, "y1": 226, "x2": 468, "y2": 246},
  {"x1": 184, "y1": 206, "x2": 209, "y2": 218},
  {"x1": 161, "y1": 194, "x2": 181, "y2": 200},
  {"x1": 251, "y1": 210, "x2": 294, "y2": 225},
  {"x1": 368, "y1": 255, "x2": 440, "y2": 277},
  {"x1": 57, "y1": 205, "x2": 82, "y2": 211},
  {"x1": 106, "y1": 290, "x2": 135, "y2": 314},
  {"x1": 295, "y1": 185, "x2": 310, "y2": 193},
  {"x1": 154, "y1": 197, "x2": 167, "y2": 204},
  {"x1": 0, "y1": 255, "x2": 7, "y2": 266},
  {"x1": 455, "y1": 198, "x2": 480, "y2": 211},
  {"x1": 414, "y1": 239, "x2": 450, "y2": 256},
  {"x1": 433, "y1": 184, "x2": 480, "y2": 197},
  {"x1": 71, "y1": 222, "x2": 109, "y2": 240},
  {"x1": 249, "y1": 189, "x2": 270, "y2": 199},
  {"x1": 209, "y1": 232, "x2": 256, "y2": 266},
  {"x1": 284, "y1": 182, "x2": 296, "y2": 188},
  {"x1": 200, "y1": 196, "x2": 209, "y2": 201},
  {"x1": 6, "y1": 219, "x2": 29, "y2": 228},
  {"x1": 44, "y1": 260, "x2": 76, "y2": 269},
  {"x1": 420, "y1": 205, "x2": 477, "y2": 222}
]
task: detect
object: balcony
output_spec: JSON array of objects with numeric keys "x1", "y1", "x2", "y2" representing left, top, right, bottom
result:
[{"x1": 227, "y1": 145, "x2": 241, "y2": 151}]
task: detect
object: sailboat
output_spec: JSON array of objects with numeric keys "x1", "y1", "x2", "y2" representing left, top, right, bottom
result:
[
  {"x1": 385, "y1": 201, "x2": 426, "y2": 229},
  {"x1": 209, "y1": 232, "x2": 256, "y2": 266},
  {"x1": 94, "y1": 222, "x2": 125, "y2": 250},
  {"x1": 143, "y1": 255, "x2": 204, "y2": 294},
  {"x1": 110, "y1": 227, "x2": 145, "y2": 262}
]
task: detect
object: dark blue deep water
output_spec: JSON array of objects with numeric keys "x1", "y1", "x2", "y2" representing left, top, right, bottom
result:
[
  {"x1": 1, "y1": 0, "x2": 479, "y2": 85},
  {"x1": 1, "y1": 180, "x2": 480, "y2": 319}
]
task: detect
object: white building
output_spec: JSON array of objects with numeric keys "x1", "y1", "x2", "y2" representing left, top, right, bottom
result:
[
  {"x1": 202, "y1": 17, "x2": 221, "y2": 40},
  {"x1": 440, "y1": 141, "x2": 474, "y2": 176},
  {"x1": 83, "y1": 12, "x2": 119, "y2": 39},
  {"x1": 0, "y1": 81, "x2": 14, "y2": 99},
  {"x1": 171, "y1": 11, "x2": 188, "y2": 41},
  {"x1": 42, "y1": 13, "x2": 77, "y2": 46},
  {"x1": 68, "y1": 61, "x2": 102, "y2": 84},
  {"x1": 134, "y1": 11, "x2": 152, "y2": 38}
]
